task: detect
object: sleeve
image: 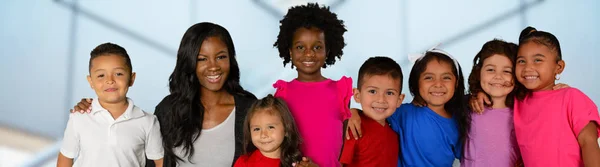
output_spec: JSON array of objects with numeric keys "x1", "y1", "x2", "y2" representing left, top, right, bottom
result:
[
  {"x1": 145, "y1": 115, "x2": 164, "y2": 160},
  {"x1": 273, "y1": 80, "x2": 287, "y2": 99},
  {"x1": 567, "y1": 88, "x2": 600, "y2": 138},
  {"x1": 386, "y1": 105, "x2": 405, "y2": 134},
  {"x1": 339, "y1": 133, "x2": 358, "y2": 165},
  {"x1": 338, "y1": 76, "x2": 353, "y2": 120},
  {"x1": 60, "y1": 113, "x2": 80, "y2": 159},
  {"x1": 233, "y1": 155, "x2": 249, "y2": 167}
]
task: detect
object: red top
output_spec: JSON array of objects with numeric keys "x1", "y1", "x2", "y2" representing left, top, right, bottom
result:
[
  {"x1": 340, "y1": 112, "x2": 399, "y2": 167},
  {"x1": 234, "y1": 150, "x2": 281, "y2": 167}
]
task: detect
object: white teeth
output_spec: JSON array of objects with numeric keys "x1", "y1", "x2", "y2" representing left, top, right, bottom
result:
[
  {"x1": 207, "y1": 75, "x2": 219, "y2": 79},
  {"x1": 524, "y1": 76, "x2": 538, "y2": 80},
  {"x1": 372, "y1": 107, "x2": 386, "y2": 112},
  {"x1": 431, "y1": 92, "x2": 445, "y2": 96},
  {"x1": 302, "y1": 61, "x2": 315, "y2": 66}
]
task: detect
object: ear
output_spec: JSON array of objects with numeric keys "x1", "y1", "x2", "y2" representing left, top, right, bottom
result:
[
  {"x1": 129, "y1": 72, "x2": 136, "y2": 87},
  {"x1": 352, "y1": 88, "x2": 361, "y2": 103},
  {"x1": 556, "y1": 60, "x2": 565, "y2": 74},
  {"x1": 87, "y1": 75, "x2": 93, "y2": 89},
  {"x1": 397, "y1": 94, "x2": 406, "y2": 108}
]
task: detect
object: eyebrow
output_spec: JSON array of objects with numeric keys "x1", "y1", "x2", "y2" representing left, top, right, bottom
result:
[
  {"x1": 93, "y1": 67, "x2": 126, "y2": 73},
  {"x1": 198, "y1": 51, "x2": 227, "y2": 56},
  {"x1": 366, "y1": 86, "x2": 379, "y2": 89},
  {"x1": 517, "y1": 53, "x2": 546, "y2": 59}
]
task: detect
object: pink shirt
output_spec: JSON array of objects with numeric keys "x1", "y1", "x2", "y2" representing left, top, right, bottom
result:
[
  {"x1": 514, "y1": 88, "x2": 600, "y2": 167},
  {"x1": 273, "y1": 77, "x2": 352, "y2": 167}
]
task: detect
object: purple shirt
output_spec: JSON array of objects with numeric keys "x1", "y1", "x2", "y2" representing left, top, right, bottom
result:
[{"x1": 461, "y1": 107, "x2": 520, "y2": 167}]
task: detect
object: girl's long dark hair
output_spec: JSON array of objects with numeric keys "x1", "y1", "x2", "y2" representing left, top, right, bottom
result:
[
  {"x1": 242, "y1": 94, "x2": 302, "y2": 167},
  {"x1": 408, "y1": 52, "x2": 470, "y2": 154},
  {"x1": 159, "y1": 22, "x2": 254, "y2": 165}
]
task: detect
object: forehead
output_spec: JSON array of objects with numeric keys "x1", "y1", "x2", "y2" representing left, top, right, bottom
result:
[
  {"x1": 292, "y1": 27, "x2": 325, "y2": 41},
  {"x1": 199, "y1": 36, "x2": 227, "y2": 53},
  {"x1": 483, "y1": 54, "x2": 512, "y2": 66},
  {"x1": 518, "y1": 41, "x2": 557, "y2": 59},
  {"x1": 250, "y1": 109, "x2": 282, "y2": 123},
  {"x1": 90, "y1": 54, "x2": 128, "y2": 69},
  {"x1": 361, "y1": 74, "x2": 401, "y2": 89},
  {"x1": 423, "y1": 59, "x2": 453, "y2": 74}
]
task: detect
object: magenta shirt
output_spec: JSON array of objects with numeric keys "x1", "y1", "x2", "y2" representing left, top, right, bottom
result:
[
  {"x1": 462, "y1": 107, "x2": 520, "y2": 167},
  {"x1": 515, "y1": 88, "x2": 600, "y2": 167},
  {"x1": 273, "y1": 77, "x2": 352, "y2": 167}
]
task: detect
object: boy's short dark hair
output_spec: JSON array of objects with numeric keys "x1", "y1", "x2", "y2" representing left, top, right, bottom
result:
[
  {"x1": 89, "y1": 43, "x2": 132, "y2": 73},
  {"x1": 357, "y1": 56, "x2": 403, "y2": 91}
]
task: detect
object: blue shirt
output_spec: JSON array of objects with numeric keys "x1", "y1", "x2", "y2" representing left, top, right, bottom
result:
[{"x1": 387, "y1": 103, "x2": 461, "y2": 167}]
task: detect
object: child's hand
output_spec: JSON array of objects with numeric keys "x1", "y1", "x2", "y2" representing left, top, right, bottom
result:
[
  {"x1": 70, "y1": 98, "x2": 93, "y2": 113},
  {"x1": 469, "y1": 92, "x2": 490, "y2": 114},
  {"x1": 292, "y1": 157, "x2": 319, "y2": 167},
  {"x1": 346, "y1": 108, "x2": 362, "y2": 140},
  {"x1": 553, "y1": 83, "x2": 570, "y2": 90}
]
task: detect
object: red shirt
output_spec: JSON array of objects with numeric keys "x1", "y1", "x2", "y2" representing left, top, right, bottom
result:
[
  {"x1": 234, "y1": 150, "x2": 280, "y2": 167},
  {"x1": 340, "y1": 113, "x2": 399, "y2": 167}
]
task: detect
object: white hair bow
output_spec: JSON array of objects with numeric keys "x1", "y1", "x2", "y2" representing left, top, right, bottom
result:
[{"x1": 408, "y1": 43, "x2": 460, "y2": 72}]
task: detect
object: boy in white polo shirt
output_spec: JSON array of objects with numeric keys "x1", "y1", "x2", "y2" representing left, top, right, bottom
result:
[{"x1": 57, "y1": 43, "x2": 164, "y2": 167}]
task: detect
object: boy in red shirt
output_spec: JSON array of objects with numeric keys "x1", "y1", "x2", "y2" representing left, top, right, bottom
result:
[{"x1": 340, "y1": 56, "x2": 405, "y2": 167}]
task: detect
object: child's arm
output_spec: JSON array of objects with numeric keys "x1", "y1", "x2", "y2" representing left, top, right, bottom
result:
[
  {"x1": 57, "y1": 152, "x2": 73, "y2": 167},
  {"x1": 57, "y1": 114, "x2": 79, "y2": 167},
  {"x1": 70, "y1": 98, "x2": 93, "y2": 113},
  {"x1": 578, "y1": 122, "x2": 600, "y2": 167},
  {"x1": 469, "y1": 83, "x2": 571, "y2": 113},
  {"x1": 145, "y1": 116, "x2": 165, "y2": 165},
  {"x1": 346, "y1": 109, "x2": 362, "y2": 140},
  {"x1": 153, "y1": 159, "x2": 163, "y2": 167}
]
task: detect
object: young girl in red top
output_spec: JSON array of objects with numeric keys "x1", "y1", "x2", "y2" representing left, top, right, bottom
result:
[{"x1": 234, "y1": 95, "x2": 316, "y2": 167}]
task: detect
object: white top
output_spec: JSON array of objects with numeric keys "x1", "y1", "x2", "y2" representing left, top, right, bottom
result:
[
  {"x1": 60, "y1": 98, "x2": 164, "y2": 167},
  {"x1": 174, "y1": 107, "x2": 236, "y2": 167}
]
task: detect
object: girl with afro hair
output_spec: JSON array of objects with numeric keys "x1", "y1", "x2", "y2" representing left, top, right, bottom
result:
[{"x1": 271, "y1": 3, "x2": 354, "y2": 167}]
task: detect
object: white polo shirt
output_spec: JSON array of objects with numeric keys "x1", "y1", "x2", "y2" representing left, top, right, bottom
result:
[{"x1": 60, "y1": 98, "x2": 164, "y2": 167}]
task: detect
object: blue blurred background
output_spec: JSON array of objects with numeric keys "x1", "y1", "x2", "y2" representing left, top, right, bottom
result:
[{"x1": 1, "y1": 0, "x2": 599, "y2": 166}]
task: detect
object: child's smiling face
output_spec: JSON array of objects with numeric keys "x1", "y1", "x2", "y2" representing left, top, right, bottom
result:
[
  {"x1": 480, "y1": 54, "x2": 515, "y2": 99},
  {"x1": 418, "y1": 60, "x2": 456, "y2": 108},
  {"x1": 289, "y1": 27, "x2": 327, "y2": 79},
  {"x1": 516, "y1": 41, "x2": 564, "y2": 91},
  {"x1": 87, "y1": 54, "x2": 135, "y2": 104},
  {"x1": 250, "y1": 109, "x2": 285, "y2": 159},
  {"x1": 354, "y1": 74, "x2": 404, "y2": 125}
]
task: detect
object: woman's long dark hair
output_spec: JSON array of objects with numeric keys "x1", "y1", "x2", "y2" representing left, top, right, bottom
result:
[
  {"x1": 408, "y1": 52, "x2": 470, "y2": 154},
  {"x1": 242, "y1": 94, "x2": 302, "y2": 167},
  {"x1": 160, "y1": 22, "x2": 254, "y2": 165}
]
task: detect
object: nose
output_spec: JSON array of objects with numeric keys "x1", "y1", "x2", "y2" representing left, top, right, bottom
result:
[
  {"x1": 523, "y1": 62, "x2": 534, "y2": 72},
  {"x1": 304, "y1": 48, "x2": 316, "y2": 57},
  {"x1": 206, "y1": 59, "x2": 221, "y2": 72},
  {"x1": 260, "y1": 129, "x2": 268, "y2": 139},
  {"x1": 106, "y1": 74, "x2": 115, "y2": 84},
  {"x1": 433, "y1": 79, "x2": 443, "y2": 88},
  {"x1": 375, "y1": 92, "x2": 386, "y2": 103}
]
